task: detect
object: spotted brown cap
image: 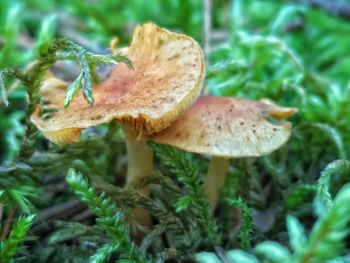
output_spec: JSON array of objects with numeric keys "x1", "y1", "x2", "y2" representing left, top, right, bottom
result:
[
  {"x1": 150, "y1": 96, "x2": 297, "y2": 158},
  {"x1": 31, "y1": 23, "x2": 205, "y2": 144}
]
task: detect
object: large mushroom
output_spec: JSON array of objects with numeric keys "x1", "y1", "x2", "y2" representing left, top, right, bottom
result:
[
  {"x1": 150, "y1": 96, "x2": 297, "y2": 208},
  {"x1": 31, "y1": 23, "x2": 205, "y2": 223}
]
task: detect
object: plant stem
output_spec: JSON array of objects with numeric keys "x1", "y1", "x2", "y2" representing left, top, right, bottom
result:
[
  {"x1": 203, "y1": 157, "x2": 230, "y2": 209},
  {"x1": 1, "y1": 205, "x2": 18, "y2": 240},
  {"x1": 0, "y1": 203, "x2": 3, "y2": 224},
  {"x1": 203, "y1": 0, "x2": 212, "y2": 58},
  {"x1": 202, "y1": 0, "x2": 212, "y2": 95}
]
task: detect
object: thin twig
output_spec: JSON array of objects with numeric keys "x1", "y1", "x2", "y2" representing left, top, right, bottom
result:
[
  {"x1": 1, "y1": 205, "x2": 18, "y2": 240},
  {"x1": 203, "y1": 0, "x2": 212, "y2": 95},
  {"x1": 39, "y1": 200, "x2": 82, "y2": 220},
  {"x1": 0, "y1": 203, "x2": 3, "y2": 224},
  {"x1": 32, "y1": 200, "x2": 86, "y2": 235},
  {"x1": 203, "y1": 0, "x2": 212, "y2": 58},
  {"x1": 59, "y1": 28, "x2": 107, "y2": 54},
  {"x1": 299, "y1": 0, "x2": 350, "y2": 20},
  {"x1": 71, "y1": 209, "x2": 93, "y2": 222}
]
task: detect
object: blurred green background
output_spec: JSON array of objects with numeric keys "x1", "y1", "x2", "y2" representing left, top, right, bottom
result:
[{"x1": 1, "y1": 0, "x2": 350, "y2": 261}]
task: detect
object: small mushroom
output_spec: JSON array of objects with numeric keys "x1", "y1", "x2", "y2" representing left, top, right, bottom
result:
[
  {"x1": 31, "y1": 23, "x2": 205, "y2": 223},
  {"x1": 150, "y1": 96, "x2": 297, "y2": 209}
]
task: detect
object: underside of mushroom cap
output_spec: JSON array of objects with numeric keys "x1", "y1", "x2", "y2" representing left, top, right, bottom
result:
[
  {"x1": 31, "y1": 23, "x2": 205, "y2": 144},
  {"x1": 150, "y1": 96, "x2": 297, "y2": 158}
]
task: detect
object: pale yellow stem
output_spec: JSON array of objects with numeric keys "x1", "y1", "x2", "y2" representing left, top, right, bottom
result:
[
  {"x1": 124, "y1": 128, "x2": 153, "y2": 226},
  {"x1": 203, "y1": 157, "x2": 230, "y2": 209},
  {"x1": 124, "y1": 133, "x2": 153, "y2": 187}
]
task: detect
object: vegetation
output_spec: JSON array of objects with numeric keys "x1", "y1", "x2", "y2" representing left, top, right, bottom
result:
[{"x1": 1, "y1": 0, "x2": 350, "y2": 262}]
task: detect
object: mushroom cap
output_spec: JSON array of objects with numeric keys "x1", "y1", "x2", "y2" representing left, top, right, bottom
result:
[
  {"x1": 31, "y1": 23, "x2": 205, "y2": 144},
  {"x1": 149, "y1": 96, "x2": 297, "y2": 158}
]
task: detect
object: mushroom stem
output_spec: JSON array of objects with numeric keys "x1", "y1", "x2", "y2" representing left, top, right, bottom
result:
[
  {"x1": 124, "y1": 128, "x2": 153, "y2": 226},
  {"x1": 124, "y1": 133, "x2": 153, "y2": 187},
  {"x1": 203, "y1": 157, "x2": 230, "y2": 209}
]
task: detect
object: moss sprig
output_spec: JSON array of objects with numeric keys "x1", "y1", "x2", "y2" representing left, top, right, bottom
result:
[
  {"x1": 94, "y1": 177, "x2": 191, "y2": 250},
  {"x1": 299, "y1": 183, "x2": 350, "y2": 262},
  {"x1": 0, "y1": 68, "x2": 27, "y2": 106},
  {"x1": 151, "y1": 143, "x2": 220, "y2": 246},
  {"x1": 315, "y1": 159, "x2": 350, "y2": 215},
  {"x1": 66, "y1": 169, "x2": 147, "y2": 263},
  {"x1": 226, "y1": 198, "x2": 253, "y2": 249},
  {"x1": 0, "y1": 214, "x2": 36, "y2": 262}
]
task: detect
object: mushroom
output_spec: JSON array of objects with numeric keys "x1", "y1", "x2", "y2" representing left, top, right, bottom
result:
[
  {"x1": 149, "y1": 96, "x2": 297, "y2": 209},
  {"x1": 31, "y1": 23, "x2": 205, "y2": 223}
]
